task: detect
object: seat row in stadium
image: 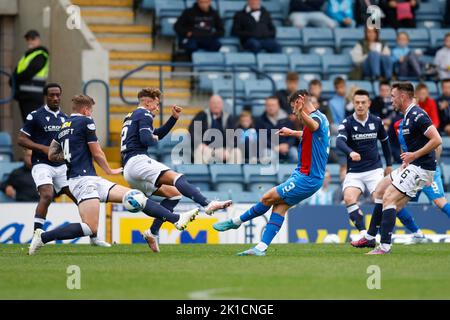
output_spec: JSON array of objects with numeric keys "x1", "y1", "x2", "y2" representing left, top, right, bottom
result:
[{"x1": 0, "y1": 132, "x2": 13, "y2": 162}]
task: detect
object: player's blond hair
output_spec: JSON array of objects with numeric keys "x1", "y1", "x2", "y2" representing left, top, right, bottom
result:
[{"x1": 72, "y1": 94, "x2": 95, "y2": 111}]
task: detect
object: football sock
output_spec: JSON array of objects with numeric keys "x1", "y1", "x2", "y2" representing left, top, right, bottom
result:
[
  {"x1": 367, "y1": 200, "x2": 383, "y2": 238},
  {"x1": 34, "y1": 217, "x2": 45, "y2": 231},
  {"x1": 237, "y1": 202, "x2": 271, "y2": 224},
  {"x1": 261, "y1": 212, "x2": 285, "y2": 247},
  {"x1": 41, "y1": 222, "x2": 91, "y2": 244},
  {"x1": 380, "y1": 206, "x2": 397, "y2": 245},
  {"x1": 441, "y1": 203, "x2": 450, "y2": 219},
  {"x1": 347, "y1": 204, "x2": 365, "y2": 231},
  {"x1": 174, "y1": 175, "x2": 209, "y2": 207},
  {"x1": 142, "y1": 199, "x2": 179, "y2": 224},
  {"x1": 150, "y1": 197, "x2": 181, "y2": 235},
  {"x1": 397, "y1": 208, "x2": 419, "y2": 233}
]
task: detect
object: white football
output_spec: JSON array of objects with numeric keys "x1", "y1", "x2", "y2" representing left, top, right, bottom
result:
[
  {"x1": 323, "y1": 234, "x2": 340, "y2": 244},
  {"x1": 122, "y1": 189, "x2": 146, "y2": 213}
]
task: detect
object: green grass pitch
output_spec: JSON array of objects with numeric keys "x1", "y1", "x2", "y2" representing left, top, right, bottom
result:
[{"x1": 1, "y1": 244, "x2": 450, "y2": 299}]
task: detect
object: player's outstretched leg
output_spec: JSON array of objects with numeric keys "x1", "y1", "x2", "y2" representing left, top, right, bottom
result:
[{"x1": 213, "y1": 201, "x2": 271, "y2": 231}]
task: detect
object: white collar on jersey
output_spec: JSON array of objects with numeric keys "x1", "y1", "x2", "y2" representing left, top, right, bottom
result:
[
  {"x1": 70, "y1": 113, "x2": 84, "y2": 117},
  {"x1": 44, "y1": 105, "x2": 60, "y2": 117},
  {"x1": 352, "y1": 112, "x2": 369, "y2": 126},
  {"x1": 403, "y1": 102, "x2": 416, "y2": 118}
]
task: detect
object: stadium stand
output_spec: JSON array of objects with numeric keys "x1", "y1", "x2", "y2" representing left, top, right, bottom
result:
[{"x1": 0, "y1": 132, "x2": 13, "y2": 162}]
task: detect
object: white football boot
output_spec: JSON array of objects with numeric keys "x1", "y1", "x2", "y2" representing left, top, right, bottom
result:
[
  {"x1": 29, "y1": 229, "x2": 44, "y2": 255},
  {"x1": 142, "y1": 230, "x2": 160, "y2": 253},
  {"x1": 205, "y1": 200, "x2": 233, "y2": 215},
  {"x1": 90, "y1": 237, "x2": 112, "y2": 247},
  {"x1": 174, "y1": 208, "x2": 199, "y2": 230}
]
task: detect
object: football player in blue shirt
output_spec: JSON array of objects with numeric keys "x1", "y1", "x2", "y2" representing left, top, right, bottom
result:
[
  {"x1": 336, "y1": 89, "x2": 393, "y2": 238},
  {"x1": 17, "y1": 83, "x2": 108, "y2": 246},
  {"x1": 120, "y1": 88, "x2": 232, "y2": 252},
  {"x1": 213, "y1": 90, "x2": 330, "y2": 256},
  {"x1": 29, "y1": 95, "x2": 199, "y2": 255},
  {"x1": 352, "y1": 83, "x2": 442, "y2": 254}
]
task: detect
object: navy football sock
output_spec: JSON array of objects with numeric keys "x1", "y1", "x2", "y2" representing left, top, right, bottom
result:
[
  {"x1": 34, "y1": 217, "x2": 45, "y2": 231},
  {"x1": 397, "y1": 208, "x2": 419, "y2": 233},
  {"x1": 367, "y1": 201, "x2": 383, "y2": 237},
  {"x1": 347, "y1": 204, "x2": 365, "y2": 231},
  {"x1": 380, "y1": 207, "x2": 397, "y2": 244},
  {"x1": 41, "y1": 223, "x2": 87, "y2": 244},
  {"x1": 150, "y1": 197, "x2": 180, "y2": 235},
  {"x1": 142, "y1": 199, "x2": 179, "y2": 224},
  {"x1": 174, "y1": 175, "x2": 209, "y2": 207}
]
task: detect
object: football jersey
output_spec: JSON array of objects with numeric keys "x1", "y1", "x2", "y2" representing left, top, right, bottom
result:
[
  {"x1": 296, "y1": 110, "x2": 330, "y2": 180},
  {"x1": 337, "y1": 113, "x2": 388, "y2": 173},
  {"x1": 120, "y1": 107, "x2": 155, "y2": 165},
  {"x1": 55, "y1": 114, "x2": 98, "y2": 179},
  {"x1": 21, "y1": 105, "x2": 68, "y2": 167},
  {"x1": 398, "y1": 104, "x2": 436, "y2": 171}
]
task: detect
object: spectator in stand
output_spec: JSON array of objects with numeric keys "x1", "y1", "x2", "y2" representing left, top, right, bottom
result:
[
  {"x1": 391, "y1": 31, "x2": 423, "y2": 79},
  {"x1": 350, "y1": 27, "x2": 392, "y2": 81},
  {"x1": 0, "y1": 148, "x2": 39, "y2": 202},
  {"x1": 232, "y1": 0, "x2": 281, "y2": 54},
  {"x1": 308, "y1": 170, "x2": 333, "y2": 205},
  {"x1": 370, "y1": 80, "x2": 395, "y2": 129},
  {"x1": 326, "y1": 0, "x2": 356, "y2": 28},
  {"x1": 188, "y1": 95, "x2": 237, "y2": 164},
  {"x1": 437, "y1": 79, "x2": 450, "y2": 136},
  {"x1": 234, "y1": 110, "x2": 258, "y2": 164},
  {"x1": 380, "y1": 0, "x2": 419, "y2": 29},
  {"x1": 174, "y1": 0, "x2": 224, "y2": 55},
  {"x1": 309, "y1": 79, "x2": 332, "y2": 123},
  {"x1": 434, "y1": 33, "x2": 450, "y2": 80},
  {"x1": 255, "y1": 96, "x2": 297, "y2": 163},
  {"x1": 275, "y1": 72, "x2": 299, "y2": 115},
  {"x1": 289, "y1": 0, "x2": 337, "y2": 28},
  {"x1": 328, "y1": 77, "x2": 347, "y2": 129},
  {"x1": 416, "y1": 82, "x2": 440, "y2": 128}
]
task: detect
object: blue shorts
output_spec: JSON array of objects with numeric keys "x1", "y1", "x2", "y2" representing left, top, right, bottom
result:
[
  {"x1": 410, "y1": 167, "x2": 444, "y2": 202},
  {"x1": 276, "y1": 170, "x2": 323, "y2": 206}
]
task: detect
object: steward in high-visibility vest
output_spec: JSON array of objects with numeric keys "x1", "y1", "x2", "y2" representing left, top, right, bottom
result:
[{"x1": 11, "y1": 30, "x2": 49, "y2": 122}]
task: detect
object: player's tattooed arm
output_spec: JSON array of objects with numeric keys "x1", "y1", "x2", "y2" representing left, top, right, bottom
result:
[{"x1": 48, "y1": 140, "x2": 65, "y2": 163}]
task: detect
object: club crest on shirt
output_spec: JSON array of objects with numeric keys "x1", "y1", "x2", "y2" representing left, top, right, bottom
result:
[
  {"x1": 46, "y1": 116, "x2": 50, "y2": 122},
  {"x1": 369, "y1": 123, "x2": 375, "y2": 130},
  {"x1": 353, "y1": 126, "x2": 358, "y2": 131},
  {"x1": 60, "y1": 117, "x2": 65, "y2": 123}
]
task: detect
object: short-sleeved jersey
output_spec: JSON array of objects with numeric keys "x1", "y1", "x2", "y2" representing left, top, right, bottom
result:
[
  {"x1": 337, "y1": 113, "x2": 388, "y2": 173},
  {"x1": 400, "y1": 105, "x2": 436, "y2": 171},
  {"x1": 21, "y1": 106, "x2": 68, "y2": 167},
  {"x1": 296, "y1": 110, "x2": 330, "y2": 180},
  {"x1": 55, "y1": 114, "x2": 98, "y2": 179},
  {"x1": 120, "y1": 107, "x2": 154, "y2": 165}
]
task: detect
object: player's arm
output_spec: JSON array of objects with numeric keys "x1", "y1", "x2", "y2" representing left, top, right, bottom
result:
[
  {"x1": 299, "y1": 110, "x2": 320, "y2": 132},
  {"x1": 18, "y1": 114, "x2": 49, "y2": 154},
  {"x1": 276, "y1": 127, "x2": 302, "y2": 139},
  {"x1": 88, "y1": 142, "x2": 122, "y2": 175},
  {"x1": 48, "y1": 139, "x2": 65, "y2": 163},
  {"x1": 153, "y1": 105, "x2": 181, "y2": 139},
  {"x1": 401, "y1": 124, "x2": 443, "y2": 164},
  {"x1": 377, "y1": 121, "x2": 393, "y2": 172},
  {"x1": 336, "y1": 121, "x2": 361, "y2": 161}
]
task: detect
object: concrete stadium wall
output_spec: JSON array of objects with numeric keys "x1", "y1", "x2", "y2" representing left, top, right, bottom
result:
[{"x1": 9, "y1": 0, "x2": 109, "y2": 150}]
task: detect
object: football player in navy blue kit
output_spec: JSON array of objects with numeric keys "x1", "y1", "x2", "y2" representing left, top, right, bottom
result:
[
  {"x1": 336, "y1": 89, "x2": 393, "y2": 238},
  {"x1": 121, "y1": 88, "x2": 232, "y2": 252},
  {"x1": 352, "y1": 83, "x2": 442, "y2": 254},
  {"x1": 29, "y1": 95, "x2": 199, "y2": 255},
  {"x1": 17, "y1": 83, "x2": 108, "y2": 246}
]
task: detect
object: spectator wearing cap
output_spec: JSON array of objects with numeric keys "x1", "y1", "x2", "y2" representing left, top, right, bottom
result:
[
  {"x1": 174, "y1": 0, "x2": 224, "y2": 55},
  {"x1": 10, "y1": 30, "x2": 49, "y2": 122}
]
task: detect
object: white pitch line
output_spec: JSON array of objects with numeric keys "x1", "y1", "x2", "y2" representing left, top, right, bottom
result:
[{"x1": 188, "y1": 287, "x2": 251, "y2": 300}]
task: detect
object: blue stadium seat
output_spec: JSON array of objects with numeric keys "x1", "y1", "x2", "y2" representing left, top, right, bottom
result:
[
  {"x1": 379, "y1": 28, "x2": 397, "y2": 48},
  {"x1": 175, "y1": 164, "x2": 211, "y2": 190},
  {"x1": 300, "y1": 74, "x2": 321, "y2": 83},
  {"x1": 210, "y1": 164, "x2": 245, "y2": 192},
  {"x1": 0, "y1": 191, "x2": 13, "y2": 203},
  {"x1": 409, "y1": 81, "x2": 439, "y2": 99},
  {"x1": 269, "y1": 73, "x2": 287, "y2": 90},
  {"x1": 321, "y1": 54, "x2": 353, "y2": 78},
  {"x1": 219, "y1": 37, "x2": 241, "y2": 53},
  {"x1": 398, "y1": 28, "x2": 430, "y2": 49},
  {"x1": 277, "y1": 164, "x2": 294, "y2": 184},
  {"x1": 289, "y1": 54, "x2": 322, "y2": 74},
  {"x1": 346, "y1": 80, "x2": 374, "y2": 97},
  {"x1": 243, "y1": 164, "x2": 278, "y2": 184},
  {"x1": 0, "y1": 162, "x2": 23, "y2": 182},
  {"x1": 334, "y1": 28, "x2": 364, "y2": 52},
  {"x1": 302, "y1": 27, "x2": 334, "y2": 50},
  {"x1": 257, "y1": 53, "x2": 289, "y2": 73},
  {"x1": 224, "y1": 19, "x2": 233, "y2": 37},
  {"x1": 262, "y1": 1, "x2": 284, "y2": 24},
  {"x1": 307, "y1": 47, "x2": 335, "y2": 56},
  {"x1": 201, "y1": 191, "x2": 229, "y2": 200},
  {"x1": 416, "y1": 2, "x2": 443, "y2": 24},
  {"x1": 224, "y1": 52, "x2": 257, "y2": 69},
  {"x1": 320, "y1": 80, "x2": 335, "y2": 100},
  {"x1": 417, "y1": 20, "x2": 442, "y2": 29},
  {"x1": 140, "y1": 0, "x2": 155, "y2": 9},
  {"x1": 212, "y1": 78, "x2": 246, "y2": 100},
  {"x1": 429, "y1": 29, "x2": 450, "y2": 48},
  {"x1": 327, "y1": 163, "x2": 341, "y2": 184},
  {"x1": 276, "y1": 26, "x2": 302, "y2": 51},
  {"x1": 0, "y1": 132, "x2": 13, "y2": 162},
  {"x1": 186, "y1": 0, "x2": 218, "y2": 10},
  {"x1": 230, "y1": 191, "x2": 261, "y2": 203},
  {"x1": 155, "y1": 0, "x2": 185, "y2": 17},
  {"x1": 193, "y1": 52, "x2": 224, "y2": 71},
  {"x1": 245, "y1": 79, "x2": 276, "y2": 101},
  {"x1": 219, "y1": 1, "x2": 246, "y2": 21},
  {"x1": 248, "y1": 182, "x2": 276, "y2": 193},
  {"x1": 441, "y1": 163, "x2": 450, "y2": 187}
]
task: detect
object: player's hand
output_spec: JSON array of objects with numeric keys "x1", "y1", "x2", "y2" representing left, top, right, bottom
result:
[
  {"x1": 5, "y1": 185, "x2": 16, "y2": 199},
  {"x1": 171, "y1": 105, "x2": 183, "y2": 119},
  {"x1": 152, "y1": 134, "x2": 159, "y2": 141},
  {"x1": 384, "y1": 166, "x2": 393, "y2": 176},
  {"x1": 292, "y1": 95, "x2": 305, "y2": 114},
  {"x1": 401, "y1": 152, "x2": 416, "y2": 164},
  {"x1": 349, "y1": 151, "x2": 361, "y2": 161},
  {"x1": 41, "y1": 146, "x2": 50, "y2": 155},
  {"x1": 276, "y1": 127, "x2": 294, "y2": 136},
  {"x1": 108, "y1": 167, "x2": 123, "y2": 175}
]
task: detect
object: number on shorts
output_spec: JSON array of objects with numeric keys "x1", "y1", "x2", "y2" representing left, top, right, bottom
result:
[
  {"x1": 120, "y1": 126, "x2": 128, "y2": 152},
  {"x1": 283, "y1": 182, "x2": 295, "y2": 193},
  {"x1": 62, "y1": 139, "x2": 71, "y2": 163},
  {"x1": 401, "y1": 169, "x2": 410, "y2": 179}
]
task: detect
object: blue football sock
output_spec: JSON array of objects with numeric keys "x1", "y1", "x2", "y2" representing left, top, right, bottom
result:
[
  {"x1": 397, "y1": 208, "x2": 419, "y2": 233},
  {"x1": 150, "y1": 197, "x2": 180, "y2": 235},
  {"x1": 261, "y1": 213, "x2": 285, "y2": 247},
  {"x1": 367, "y1": 202, "x2": 383, "y2": 237},
  {"x1": 380, "y1": 207, "x2": 397, "y2": 244},
  {"x1": 41, "y1": 223, "x2": 86, "y2": 244},
  {"x1": 174, "y1": 175, "x2": 209, "y2": 207},
  {"x1": 441, "y1": 203, "x2": 450, "y2": 219},
  {"x1": 240, "y1": 202, "x2": 271, "y2": 222},
  {"x1": 142, "y1": 199, "x2": 179, "y2": 224}
]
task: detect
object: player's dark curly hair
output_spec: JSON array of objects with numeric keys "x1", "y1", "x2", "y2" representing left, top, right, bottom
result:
[
  {"x1": 288, "y1": 89, "x2": 309, "y2": 106},
  {"x1": 138, "y1": 88, "x2": 161, "y2": 100},
  {"x1": 43, "y1": 83, "x2": 62, "y2": 96}
]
